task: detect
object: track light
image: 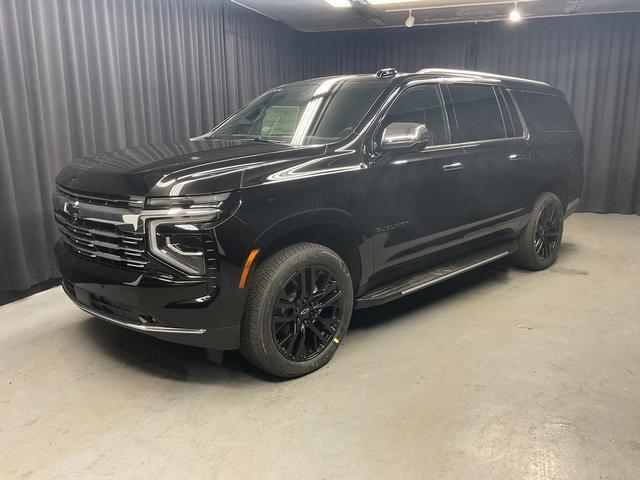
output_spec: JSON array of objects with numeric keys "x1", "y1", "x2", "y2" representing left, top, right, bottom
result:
[
  {"x1": 509, "y1": 1, "x2": 521, "y2": 22},
  {"x1": 405, "y1": 10, "x2": 415, "y2": 28}
]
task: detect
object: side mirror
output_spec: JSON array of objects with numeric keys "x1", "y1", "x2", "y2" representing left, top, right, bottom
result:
[{"x1": 380, "y1": 122, "x2": 432, "y2": 151}]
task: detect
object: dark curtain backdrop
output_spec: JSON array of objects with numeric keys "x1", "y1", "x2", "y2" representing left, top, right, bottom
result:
[
  {"x1": 302, "y1": 13, "x2": 640, "y2": 216},
  {"x1": 1, "y1": 4, "x2": 640, "y2": 296},
  {"x1": 0, "y1": 0, "x2": 302, "y2": 294}
]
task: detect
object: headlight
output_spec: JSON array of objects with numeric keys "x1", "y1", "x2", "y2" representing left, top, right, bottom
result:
[
  {"x1": 148, "y1": 218, "x2": 212, "y2": 275},
  {"x1": 144, "y1": 194, "x2": 231, "y2": 275}
]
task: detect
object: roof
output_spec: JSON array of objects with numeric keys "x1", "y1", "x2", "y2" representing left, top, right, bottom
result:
[{"x1": 279, "y1": 69, "x2": 557, "y2": 94}]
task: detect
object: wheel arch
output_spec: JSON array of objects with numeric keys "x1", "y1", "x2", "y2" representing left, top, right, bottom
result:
[
  {"x1": 540, "y1": 179, "x2": 568, "y2": 211},
  {"x1": 251, "y1": 211, "x2": 364, "y2": 293}
]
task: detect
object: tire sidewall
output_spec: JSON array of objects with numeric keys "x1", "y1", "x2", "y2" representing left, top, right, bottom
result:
[
  {"x1": 254, "y1": 245, "x2": 353, "y2": 378},
  {"x1": 528, "y1": 193, "x2": 564, "y2": 269}
]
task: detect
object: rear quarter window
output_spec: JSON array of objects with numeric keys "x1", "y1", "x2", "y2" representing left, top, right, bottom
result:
[{"x1": 523, "y1": 91, "x2": 577, "y2": 133}]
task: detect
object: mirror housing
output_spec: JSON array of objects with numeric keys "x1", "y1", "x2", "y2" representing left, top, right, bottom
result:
[{"x1": 379, "y1": 122, "x2": 432, "y2": 151}]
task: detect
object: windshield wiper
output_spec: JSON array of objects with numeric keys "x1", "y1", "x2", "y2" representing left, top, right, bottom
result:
[
  {"x1": 210, "y1": 134, "x2": 289, "y2": 145},
  {"x1": 251, "y1": 137, "x2": 289, "y2": 145}
]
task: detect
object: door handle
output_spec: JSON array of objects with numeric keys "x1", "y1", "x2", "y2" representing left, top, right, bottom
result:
[
  {"x1": 508, "y1": 153, "x2": 527, "y2": 161},
  {"x1": 442, "y1": 162, "x2": 464, "y2": 172}
]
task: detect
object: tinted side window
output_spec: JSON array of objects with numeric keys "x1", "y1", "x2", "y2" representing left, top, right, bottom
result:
[
  {"x1": 500, "y1": 88, "x2": 524, "y2": 138},
  {"x1": 448, "y1": 84, "x2": 506, "y2": 142},
  {"x1": 523, "y1": 91, "x2": 577, "y2": 132},
  {"x1": 502, "y1": 90, "x2": 524, "y2": 137},
  {"x1": 382, "y1": 84, "x2": 447, "y2": 145}
]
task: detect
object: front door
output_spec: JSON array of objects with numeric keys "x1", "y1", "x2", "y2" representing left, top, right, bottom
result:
[{"x1": 368, "y1": 83, "x2": 470, "y2": 286}]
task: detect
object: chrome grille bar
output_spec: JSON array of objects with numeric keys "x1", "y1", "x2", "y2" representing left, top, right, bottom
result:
[
  {"x1": 54, "y1": 186, "x2": 221, "y2": 273},
  {"x1": 54, "y1": 187, "x2": 148, "y2": 270}
]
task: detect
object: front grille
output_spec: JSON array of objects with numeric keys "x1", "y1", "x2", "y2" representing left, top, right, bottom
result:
[{"x1": 54, "y1": 187, "x2": 148, "y2": 270}]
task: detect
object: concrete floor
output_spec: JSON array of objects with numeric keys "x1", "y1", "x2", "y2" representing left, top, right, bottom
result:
[{"x1": 1, "y1": 213, "x2": 639, "y2": 479}]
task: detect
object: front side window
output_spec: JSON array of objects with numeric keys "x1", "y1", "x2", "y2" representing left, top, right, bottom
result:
[
  {"x1": 211, "y1": 77, "x2": 388, "y2": 146},
  {"x1": 381, "y1": 84, "x2": 448, "y2": 145},
  {"x1": 447, "y1": 84, "x2": 507, "y2": 143}
]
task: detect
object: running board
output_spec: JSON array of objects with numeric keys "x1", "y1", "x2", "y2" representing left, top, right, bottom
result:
[{"x1": 355, "y1": 241, "x2": 518, "y2": 309}]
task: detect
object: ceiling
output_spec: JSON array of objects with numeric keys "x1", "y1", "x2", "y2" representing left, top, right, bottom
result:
[{"x1": 232, "y1": 0, "x2": 640, "y2": 32}]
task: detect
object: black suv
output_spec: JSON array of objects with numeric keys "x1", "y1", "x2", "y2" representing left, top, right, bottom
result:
[{"x1": 54, "y1": 68, "x2": 583, "y2": 377}]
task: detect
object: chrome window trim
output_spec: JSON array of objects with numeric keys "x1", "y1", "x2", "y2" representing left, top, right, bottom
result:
[
  {"x1": 363, "y1": 77, "x2": 531, "y2": 157},
  {"x1": 420, "y1": 135, "x2": 528, "y2": 153}
]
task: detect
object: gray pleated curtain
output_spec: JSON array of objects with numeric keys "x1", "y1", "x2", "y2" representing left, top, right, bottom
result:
[
  {"x1": 1, "y1": 2, "x2": 639, "y2": 295},
  {"x1": 302, "y1": 13, "x2": 640, "y2": 215},
  {"x1": 0, "y1": 0, "x2": 302, "y2": 293}
]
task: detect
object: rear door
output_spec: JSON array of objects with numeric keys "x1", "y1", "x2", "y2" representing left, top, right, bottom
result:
[
  {"x1": 498, "y1": 87, "x2": 539, "y2": 214},
  {"x1": 444, "y1": 83, "x2": 530, "y2": 238}
]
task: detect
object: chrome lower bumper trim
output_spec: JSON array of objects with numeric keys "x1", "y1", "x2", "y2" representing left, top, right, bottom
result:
[{"x1": 64, "y1": 287, "x2": 206, "y2": 335}]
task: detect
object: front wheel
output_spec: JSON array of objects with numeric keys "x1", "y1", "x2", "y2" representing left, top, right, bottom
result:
[
  {"x1": 239, "y1": 243, "x2": 354, "y2": 378},
  {"x1": 512, "y1": 192, "x2": 564, "y2": 270}
]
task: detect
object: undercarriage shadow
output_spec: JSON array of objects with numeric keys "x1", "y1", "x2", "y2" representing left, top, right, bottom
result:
[
  {"x1": 80, "y1": 258, "x2": 519, "y2": 383},
  {"x1": 349, "y1": 260, "x2": 511, "y2": 330}
]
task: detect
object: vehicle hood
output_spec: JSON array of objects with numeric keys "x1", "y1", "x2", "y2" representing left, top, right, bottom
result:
[{"x1": 56, "y1": 139, "x2": 327, "y2": 198}]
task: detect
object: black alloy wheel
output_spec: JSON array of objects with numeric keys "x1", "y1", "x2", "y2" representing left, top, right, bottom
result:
[
  {"x1": 534, "y1": 202, "x2": 562, "y2": 261},
  {"x1": 239, "y1": 242, "x2": 354, "y2": 378},
  {"x1": 512, "y1": 192, "x2": 564, "y2": 270},
  {"x1": 272, "y1": 266, "x2": 343, "y2": 362}
]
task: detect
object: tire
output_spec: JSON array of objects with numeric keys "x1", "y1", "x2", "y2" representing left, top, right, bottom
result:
[
  {"x1": 239, "y1": 242, "x2": 354, "y2": 378},
  {"x1": 512, "y1": 192, "x2": 564, "y2": 270}
]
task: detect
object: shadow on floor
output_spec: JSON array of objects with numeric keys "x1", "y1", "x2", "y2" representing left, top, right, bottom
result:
[
  {"x1": 79, "y1": 260, "x2": 514, "y2": 383},
  {"x1": 350, "y1": 260, "x2": 511, "y2": 330}
]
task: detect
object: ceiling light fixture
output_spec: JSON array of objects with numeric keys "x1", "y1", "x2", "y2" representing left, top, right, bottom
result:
[
  {"x1": 509, "y1": 1, "x2": 522, "y2": 22},
  {"x1": 325, "y1": 0, "x2": 351, "y2": 7},
  {"x1": 368, "y1": 0, "x2": 420, "y2": 4},
  {"x1": 405, "y1": 9, "x2": 415, "y2": 28}
]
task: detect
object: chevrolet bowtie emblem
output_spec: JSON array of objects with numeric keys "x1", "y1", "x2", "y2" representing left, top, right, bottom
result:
[{"x1": 63, "y1": 200, "x2": 80, "y2": 219}]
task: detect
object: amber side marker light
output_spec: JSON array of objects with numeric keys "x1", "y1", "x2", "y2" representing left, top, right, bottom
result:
[{"x1": 238, "y1": 249, "x2": 260, "y2": 289}]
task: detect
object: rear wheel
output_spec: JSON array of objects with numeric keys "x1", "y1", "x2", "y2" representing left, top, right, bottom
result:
[
  {"x1": 239, "y1": 243, "x2": 353, "y2": 378},
  {"x1": 513, "y1": 192, "x2": 564, "y2": 270}
]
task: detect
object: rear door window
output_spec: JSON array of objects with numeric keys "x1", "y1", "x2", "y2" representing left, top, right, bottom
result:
[
  {"x1": 522, "y1": 91, "x2": 577, "y2": 132},
  {"x1": 447, "y1": 84, "x2": 507, "y2": 143},
  {"x1": 498, "y1": 88, "x2": 524, "y2": 138}
]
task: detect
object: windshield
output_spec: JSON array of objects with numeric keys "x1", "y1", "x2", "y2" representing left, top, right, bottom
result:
[{"x1": 210, "y1": 77, "x2": 388, "y2": 146}]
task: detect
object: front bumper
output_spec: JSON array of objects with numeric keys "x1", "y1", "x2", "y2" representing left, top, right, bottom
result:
[{"x1": 56, "y1": 240, "x2": 247, "y2": 349}]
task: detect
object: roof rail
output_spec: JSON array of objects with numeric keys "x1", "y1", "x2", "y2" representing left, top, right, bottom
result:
[{"x1": 416, "y1": 68, "x2": 550, "y2": 87}]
